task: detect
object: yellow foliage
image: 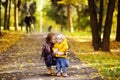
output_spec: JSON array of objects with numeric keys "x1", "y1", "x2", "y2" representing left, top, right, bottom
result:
[
  {"x1": 0, "y1": 31, "x2": 24, "y2": 53},
  {"x1": 57, "y1": 0, "x2": 88, "y2": 6}
]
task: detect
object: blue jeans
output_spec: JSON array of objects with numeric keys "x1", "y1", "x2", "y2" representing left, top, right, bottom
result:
[{"x1": 56, "y1": 58, "x2": 70, "y2": 73}]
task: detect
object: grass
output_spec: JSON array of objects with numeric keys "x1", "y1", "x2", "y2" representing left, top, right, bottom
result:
[
  {"x1": 64, "y1": 31, "x2": 116, "y2": 39},
  {"x1": 63, "y1": 31, "x2": 92, "y2": 37},
  {"x1": 76, "y1": 52, "x2": 120, "y2": 79},
  {"x1": 66, "y1": 31, "x2": 120, "y2": 80}
]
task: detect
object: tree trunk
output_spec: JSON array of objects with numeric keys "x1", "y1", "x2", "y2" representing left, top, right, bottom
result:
[
  {"x1": 102, "y1": 0, "x2": 116, "y2": 51},
  {"x1": 7, "y1": 0, "x2": 11, "y2": 30},
  {"x1": 98, "y1": 0, "x2": 103, "y2": 34},
  {"x1": 67, "y1": 4, "x2": 74, "y2": 32},
  {"x1": 0, "y1": 0, "x2": 2, "y2": 36},
  {"x1": 88, "y1": 0, "x2": 101, "y2": 50},
  {"x1": 77, "y1": 6, "x2": 81, "y2": 31},
  {"x1": 14, "y1": 0, "x2": 18, "y2": 31},
  {"x1": 116, "y1": 0, "x2": 120, "y2": 41},
  {"x1": 4, "y1": 0, "x2": 8, "y2": 30}
]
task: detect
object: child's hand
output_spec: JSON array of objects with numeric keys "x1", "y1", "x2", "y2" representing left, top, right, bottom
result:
[
  {"x1": 56, "y1": 52, "x2": 64, "y2": 55},
  {"x1": 53, "y1": 48, "x2": 58, "y2": 53}
]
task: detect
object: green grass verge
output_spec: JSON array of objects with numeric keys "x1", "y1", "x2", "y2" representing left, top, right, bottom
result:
[
  {"x1": 75, "y1": 52, "x2": 120, "y2": 80},
  {"x1": 66, "y1": 31, "x2": 120, "y2": 80},
  {"x1": 63, "y1": 31, "x2": 92, "y2": 37}
]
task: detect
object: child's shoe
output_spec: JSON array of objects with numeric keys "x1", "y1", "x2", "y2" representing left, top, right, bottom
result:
[
  {"x1": 47, "y1": 68, "x2": 52, "y2": 74},
  {"x1": 56, "y1": 72, "x2": 61, "y2": 77},
  {"x1": 62, "y1": 72, "x2": 68, "y2": 77}
]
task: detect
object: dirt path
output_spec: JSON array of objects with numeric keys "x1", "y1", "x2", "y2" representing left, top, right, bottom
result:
[{"x1": 0, "y1": 34, "x2": 102, "y2": 80}]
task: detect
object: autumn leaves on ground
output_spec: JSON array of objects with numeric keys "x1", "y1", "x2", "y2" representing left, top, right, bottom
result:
[
  {"x1": 0, "y1": 31, "x2": 120, "y2": 79},
  {"x1": 0, "y1": 31, "x2": 24, "y2": 53}
]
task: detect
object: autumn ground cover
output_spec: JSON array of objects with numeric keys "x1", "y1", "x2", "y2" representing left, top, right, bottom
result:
[
  {"x1": 0, "y1": 31, "x2": 120, "y2": 79},
  {"x1": 66, "y1": 32, "x2": 120, "y2": 80},
  {"x1": 0, "y1": 31, "x2": 24, "y2": 53}
]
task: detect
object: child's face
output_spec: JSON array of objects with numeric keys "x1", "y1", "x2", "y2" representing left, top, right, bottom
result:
[
  {"x1": 57, "y1": 37, "x2": 63, "y2": 43},
  {"x1": 51, "y1": 36, "x2": 57, "y2": 43}
]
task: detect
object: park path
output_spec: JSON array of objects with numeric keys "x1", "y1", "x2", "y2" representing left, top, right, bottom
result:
[{"x1": 0, "y1": 33, "x2": 102, "y2": 80}]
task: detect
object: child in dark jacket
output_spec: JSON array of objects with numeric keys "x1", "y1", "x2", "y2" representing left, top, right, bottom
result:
[{"x1": 41, "y1": 32, "x2": 56, "y2": 74}]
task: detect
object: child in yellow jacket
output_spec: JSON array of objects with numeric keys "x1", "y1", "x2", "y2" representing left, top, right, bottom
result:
[{"x1": 52, "y1": 34, "x2": 70, "y2": 77}]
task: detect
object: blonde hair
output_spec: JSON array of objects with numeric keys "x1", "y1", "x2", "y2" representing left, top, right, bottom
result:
[{"x1": 56, "y1": 34, "x2": 65, "y2": 40}]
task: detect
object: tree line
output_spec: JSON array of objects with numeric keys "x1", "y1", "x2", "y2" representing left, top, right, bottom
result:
[
  {"x1": 0, "y1": 0, "x2": 120, "y2": 52},
  {"x1": 50, "y1": 0, "x2": 120, "y2": 52},
  {"x1": 0, "y1": 0, "x2": 36, "y2": 35},
  {"x1": 88, "y1": 0, "x2": 120, "y2": 51}
]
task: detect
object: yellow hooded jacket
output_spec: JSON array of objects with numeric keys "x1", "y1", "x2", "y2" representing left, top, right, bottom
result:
[{"x1": 52, "y1": 39, "x2": 68, "y2": 58}]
